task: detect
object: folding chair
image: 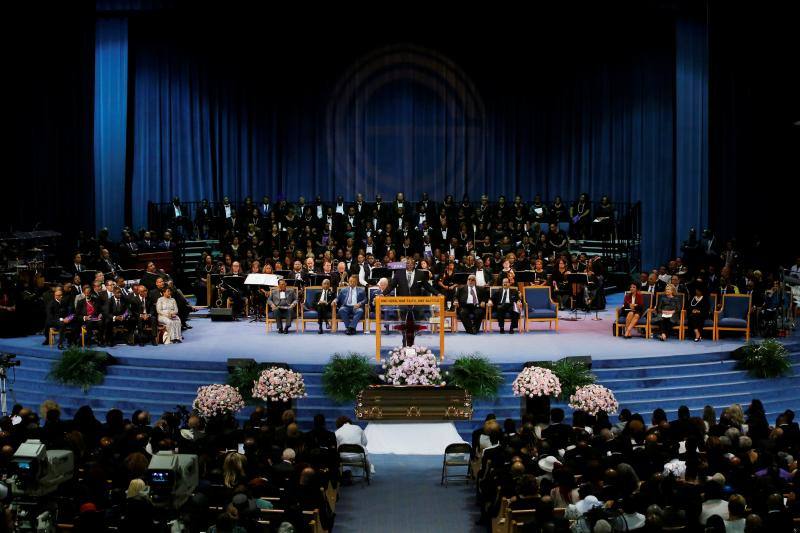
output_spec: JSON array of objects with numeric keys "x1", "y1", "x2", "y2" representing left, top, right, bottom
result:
[
  {"x1": 441, "y1": 442, "x2": 472, "y2": 486},
  {"x1": 338, "y1": 444, "x2": 370, "y2": 485}
]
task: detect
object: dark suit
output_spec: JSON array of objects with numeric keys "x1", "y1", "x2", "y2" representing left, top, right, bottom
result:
[
  {"x1": 455, "y1": 285, "x2": 487, "y2": 334},
  {"x1": 386, "y1": 269, "x2": 433, "y2": 297},
  {"x1": 491, "y1": 287, "x2": 520, "y2": 332},
  {"x1": 103, "y1": 296, "x2": 131, "y2": 345},
  {"x1": 541, "y1": 423, "x2": 573, "y2": 451},
  {"x1": 45, "y1": 297, "x2": 74, "y2": 346},
  {"x1": 130, "y1": 293, "x2": 158, "y2": 344},
  {"x1": 75, "y1": 297, "x2": 103, "y2": 345},
  {"x1": 348, "y1": 262, "x2": 371, "y2": 286},
  {"x1": 314, "y1": 289, "x2": 334, "y2": 327}
]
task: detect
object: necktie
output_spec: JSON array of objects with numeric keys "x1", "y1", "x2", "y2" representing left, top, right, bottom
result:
[
  {"x1": 349, "y1": 288, "x2": 356, "y2": 306},
  {"x1": 406, "y1": 271, "x2": 412, "y2": 285},
  {"x1": 503, "y1": 289, "x2": 508, "y2": 304},
  {"x1": 471, "y1": 287, "x2": 477, "y2": 304}
]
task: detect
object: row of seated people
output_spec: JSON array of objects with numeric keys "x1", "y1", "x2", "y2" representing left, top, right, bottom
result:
[
  {"x1": 201, "y1": 248, "x2": 603, "y2": 313},
  {"x1": 470, "y1": 401, "x2": 800, "y2": 532},
  {"x1": 615, "y1": 280, "x2": 775, "y2": 343},
  {"x1": 162, "y1": 192, "x2": 617, "y2": 243},
  {"x1": 42, "y1": 275, "x2": 193, "y2": 348},
  {"x1": 1, "y1": 401, "x2": 363, "y2": 532},
  {"x1": 633, "y1": 240, "x2": 796, "y2": 342},
  {"x1": 208, "y1": 256, "x2": 564, "y2": 335}
]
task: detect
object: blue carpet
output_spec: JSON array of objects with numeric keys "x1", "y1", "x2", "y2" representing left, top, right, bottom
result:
[{"x1": 334, "y1": 454, "x2": 481, "y2": 533}]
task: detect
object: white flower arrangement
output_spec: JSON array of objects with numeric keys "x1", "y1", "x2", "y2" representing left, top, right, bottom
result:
[
  {"x1": 568, "y1": 384, "x2": 619, "y2": 415},
  {"x1": 192, "y1": 384, "x2": 245, "y2": 419},
  {"x1": 252, "y1": 367, "x2": 308, "y2": 402},
  {"x1": 512, "y1": 366, "x2": 562, "y2": 398},
  {"x1": 379, "y1": 345, "x2": 446, "y2": 386}
]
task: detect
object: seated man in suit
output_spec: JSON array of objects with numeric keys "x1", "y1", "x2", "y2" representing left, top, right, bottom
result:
[
  {"x1": 103, "y1": 286, "x2": 132, "y2": 347},
  {"x1": 489, "y1": 277, "x2": 520, "y2": 333},
  {"x1": 131, "y1": 284, "x2": 158, "y2": 346},
  {"x1": 541, "y1": 408, "x2": 572, "y2": 451},
  {"x1": 336, "y1": 275, "x2": 366, "y2": 335},
  {"x1": 268, "y1": 279, "x2": 297, "y2": 334},
  {"x1": 44, "y1": 287, "x2": 75, "y2": 349},
  {"x1": 75, "y1": 285, "x2": 104, "y2": 346},
  {"x1": 454, "y1": 274, "x2": 488, "y2": 334},
  {"x1": 314, "y1": 279, "x2": 334, "y2": 334}
]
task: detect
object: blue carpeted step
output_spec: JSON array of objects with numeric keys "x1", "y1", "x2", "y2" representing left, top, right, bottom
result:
[{"x1": 600, "y1": 366, "x2": 800, "y2": 389}]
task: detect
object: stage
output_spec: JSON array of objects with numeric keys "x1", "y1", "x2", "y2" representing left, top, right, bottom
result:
[{"x1": 0, "y1": 295, "x2": 770, "y2": 365}]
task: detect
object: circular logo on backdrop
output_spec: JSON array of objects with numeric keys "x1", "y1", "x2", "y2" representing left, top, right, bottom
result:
[{"x1": 326, "y1": 43, "x2": 485, "y2": 199}]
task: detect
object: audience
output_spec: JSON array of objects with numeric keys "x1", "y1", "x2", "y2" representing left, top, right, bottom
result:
[
  {"x1": 0, "y1": 403, "x2": 341, "y2": 531},
  {"x1": 472, "y1": 402, "x2": 800, "y2": 532}
]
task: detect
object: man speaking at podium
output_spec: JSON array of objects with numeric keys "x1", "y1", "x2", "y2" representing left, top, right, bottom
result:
[{"x1": 384, "y1": 257, "x2": 435, "y2": 320}]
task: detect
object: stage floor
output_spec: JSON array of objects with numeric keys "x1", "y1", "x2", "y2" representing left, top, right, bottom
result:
[{"x1": 0, "y1": 294, "x2": 768, "y2": 365}]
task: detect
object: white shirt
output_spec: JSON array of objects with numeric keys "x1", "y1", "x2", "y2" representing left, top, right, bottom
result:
[
  {"x1": 335, "y1": 203, "x2": 345, "y2": 214},
  {"x1": 336, "y1": 422, "x2": 368, "y2": 460},
  {"x1": 358, "y1": 264, "x2": 366, "y2": 285},
  {"x1": 722, "y1": 518, "x2": 745, "y2": 533},
  {"x1": 224, "y1": 205, "x2": 232, "y2": 218},
  {"x1": 467, "y1": 286, "x2": 477, "y2": 304},
  {"x1": 699, "y1": 499, "x2": 729, "y2": 525},
  {"x1": 316, "y1": 205, "x2": 323, "y2": 219},
  {"x1": 174, "y1": 204, "x2": 182, "y2": 217},
  {"x1": 475, "y1": 270, "x2": 486, "y2": 287}
]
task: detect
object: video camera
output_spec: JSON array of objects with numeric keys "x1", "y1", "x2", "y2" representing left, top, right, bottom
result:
[
  {"x1": 8, "y1": 440, "x2": 74, "y2": 498},
  {"x1": 0, "y1": 353, "x2": 20, "y2": 368},
  {"x1": 147, "y1": 451, "x2": 198, "y2": 509}
]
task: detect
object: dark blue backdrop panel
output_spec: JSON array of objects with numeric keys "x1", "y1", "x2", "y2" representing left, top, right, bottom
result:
[
  {"x1": 94, "y1": 16, "x2": 128, "y2": 238},
  {"x1": 125, "y1": 18, "x2": 699, "y2": 268},
  {"x1": 675, "y1": 16, "x2": 709, "y2": 254}
]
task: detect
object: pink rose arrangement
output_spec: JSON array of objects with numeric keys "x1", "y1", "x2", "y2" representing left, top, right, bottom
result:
[
  {"x1": 512, "y1": 366, "x2": 562, "y2": 398},
  {"x1": 379, "y1": 345, "x2": 446, "y2": 386},
  {"x1": 252, "y1": 367, "x2": 308, "y2": 402},
  {"x1": 568, "y1": 384, "x2": 619, "y2": 415},
  {"x1": 192, "y1": 384, "x2": 245, "y2": 419}
]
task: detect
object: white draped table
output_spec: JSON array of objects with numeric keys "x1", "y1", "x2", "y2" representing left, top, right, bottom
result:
[{"x1": 364, "y1": 421, "x2": 466, "y2": 455}]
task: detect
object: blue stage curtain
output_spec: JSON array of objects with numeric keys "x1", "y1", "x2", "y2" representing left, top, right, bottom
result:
[
  {"x1": 126, "y1": 17, "x2": 688, "y2": 268},
  {"x1": 93, "y1": 17, "x2": 128, "y2": 238},
  {"x1": 675, "y1": 15, "x2": 710, "y2": 255}
]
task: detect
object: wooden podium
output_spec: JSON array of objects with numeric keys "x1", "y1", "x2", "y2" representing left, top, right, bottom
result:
[{"x1": 373, "y1": 295, "x2": 446, "y2": 361}]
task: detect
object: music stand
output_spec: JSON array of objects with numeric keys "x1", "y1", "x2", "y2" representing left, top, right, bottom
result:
[
  {"x1": 141, "y1": 271, "x2": 165, "y2": 290},
  {"x1": 77, "y1": 270, "x2": 99, "y2": 286},
  {"x1": 451, "y1": 272, "x2": 471, "y2": 286},
  {"x1": 515, "y1": 271, "x2": 536, "y2": 284},
  {"x1": 564, "y1": 273, "x2": 590, "y2": 321},
  {"x1": 309, "y1": 274, "x2": 332, "y2": 287},
  {"x1": 274, "y1": 270, "x2": 292, "y2": 279},
  {"x1": 371, "y1": 267, "x2": 392, "y2": 281},
  {"x1": 244, "y1": 274, "x2": 276, "y2": 322}
]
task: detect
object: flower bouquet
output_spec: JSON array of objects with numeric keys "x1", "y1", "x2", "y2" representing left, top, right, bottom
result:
[
  {"x1": 512, "y1": 366, "x2": 562, "y2": 398},
  {"x1": 252, "y1": 366, "x2": 308, "y2": 402},
  {"x1": 193, "y1": 384, "x2": 245, "y2": 419},
  {"x1": 512, "y1": 366, "x2": 562, "y2": 423},
  {"x1": 568, "y1": 384, "x2": 619, "y2": 415},
  {"x1": 379, "y1": 345, "x2": 446, "y2": 386}
]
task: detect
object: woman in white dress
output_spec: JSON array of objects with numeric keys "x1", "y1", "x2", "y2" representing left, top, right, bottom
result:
[{"x1": 157, "y1": 287, "x2": 182, "y2": 344}]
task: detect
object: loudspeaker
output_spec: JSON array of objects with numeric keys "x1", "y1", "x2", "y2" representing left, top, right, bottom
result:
[
  {"x1": 227, "y1": 358, "x2": 256, "y2": 373},
  {"x1": 209, "y1": 308, "x2": 234, "y2": 321},
  {"x1": 564, "y1": 355, "x2": 592, "y2": 369},
  {"x1": 524, "y1": 356, "x2": 592, "y2": 369}
]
